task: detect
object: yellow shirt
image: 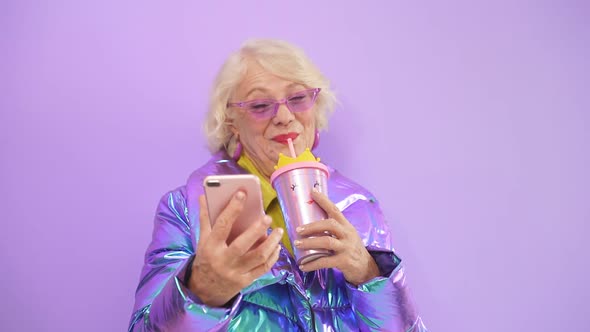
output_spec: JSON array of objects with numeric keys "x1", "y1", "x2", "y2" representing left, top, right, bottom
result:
[{"x1": 237, "y1": 155, "x2": 294, "y2": 255}]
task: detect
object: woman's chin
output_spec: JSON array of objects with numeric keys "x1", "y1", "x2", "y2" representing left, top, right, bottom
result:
[{"x1": 270, "y1": 143, "x2": 289, "y2": 155}]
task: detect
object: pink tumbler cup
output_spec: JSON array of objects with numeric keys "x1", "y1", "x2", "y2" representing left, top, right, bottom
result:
[{"x1": 270, "y1": 161, "x2": 332, "y2": 265}]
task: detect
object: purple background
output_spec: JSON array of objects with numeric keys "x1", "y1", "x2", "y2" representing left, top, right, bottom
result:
[{"x1": 1, "y1": 1, "x2": 588, "y2": 331}]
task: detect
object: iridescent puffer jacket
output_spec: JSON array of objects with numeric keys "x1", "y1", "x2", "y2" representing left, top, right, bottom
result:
[{"x1": 129, "y1": 151, "x2": 427, "y2": 331}]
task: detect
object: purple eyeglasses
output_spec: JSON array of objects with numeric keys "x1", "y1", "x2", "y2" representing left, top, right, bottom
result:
[{"x1": 227, "y1": 88, "x2": 321, "y2": 120}]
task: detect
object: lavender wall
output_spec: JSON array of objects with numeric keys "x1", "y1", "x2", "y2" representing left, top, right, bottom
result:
[{"x1": 1, "y1": 1, "x2": 588, "y2": 331}]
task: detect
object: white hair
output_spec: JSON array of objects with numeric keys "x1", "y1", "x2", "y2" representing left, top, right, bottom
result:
[{"x1": 204, "y1": 39, "x2": 336, "y2": 153}]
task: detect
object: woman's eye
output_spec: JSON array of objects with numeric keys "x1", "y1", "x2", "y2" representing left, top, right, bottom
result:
[
  {"x1": 288, "y1": 95, "x2": 306, "y2": 103},
  {"x1": 248, "y1": 103, "x2": 271, "y2": 112}
]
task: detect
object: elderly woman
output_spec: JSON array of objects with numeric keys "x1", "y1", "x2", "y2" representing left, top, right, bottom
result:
[{"x1": 129, "y1": 39, "x2": 427, "y2": 331}]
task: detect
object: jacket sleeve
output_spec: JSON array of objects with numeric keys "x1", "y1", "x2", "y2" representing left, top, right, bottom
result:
[
  {"x1": 345, "y1": 258, "x2": 428, "y2": 331},
  {"x1": 128, "y1": 188, "x2": 243, "y2": 332},
  {"x1": 341, "y1": 194, "x2": 428, "y2": 332}
]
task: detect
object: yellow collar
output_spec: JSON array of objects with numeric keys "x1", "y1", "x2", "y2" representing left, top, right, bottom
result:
[
  {"x1": 236, "y1": 153, "x2": 294, "y2": 255},
  {"x1": 237, "y1": 154, "x2": 276, "y2": 211}
]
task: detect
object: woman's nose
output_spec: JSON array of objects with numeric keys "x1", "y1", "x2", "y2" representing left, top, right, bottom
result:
[{"x1": 272, "y1": 102, "x2": 295, "y2": 125}]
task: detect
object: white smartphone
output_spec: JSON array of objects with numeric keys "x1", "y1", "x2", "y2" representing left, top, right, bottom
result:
[{"x1": 203, "y1": 174, "x2": 266, "y2": 245}]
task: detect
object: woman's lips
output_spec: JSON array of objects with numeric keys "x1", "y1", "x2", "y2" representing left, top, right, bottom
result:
[{"x1": 272, "y1": 132, "x2": 299, "y2": 144}]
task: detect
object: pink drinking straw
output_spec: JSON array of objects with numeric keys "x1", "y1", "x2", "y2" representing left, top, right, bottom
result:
[{"x1": 287, "y1": 138, "x2": 297, "y2": 158}]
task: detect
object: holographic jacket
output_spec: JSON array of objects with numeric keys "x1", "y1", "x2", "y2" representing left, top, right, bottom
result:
[{"x1": 129, "y1": 151, "x2": 427, "y2": 331}]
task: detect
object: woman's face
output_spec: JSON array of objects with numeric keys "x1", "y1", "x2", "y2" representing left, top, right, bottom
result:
[{"x1": 229, "y1": 62, "x2": 317, "y2": 178}]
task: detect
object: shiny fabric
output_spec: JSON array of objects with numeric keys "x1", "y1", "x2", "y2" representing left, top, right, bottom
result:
[{"x1": 129, "y1": 151, "x2": 427, "y2": 331}]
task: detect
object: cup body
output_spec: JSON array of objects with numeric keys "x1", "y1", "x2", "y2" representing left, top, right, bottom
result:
[{"x1": 272, "y1": 165, "x2": 331, "y2": 265}]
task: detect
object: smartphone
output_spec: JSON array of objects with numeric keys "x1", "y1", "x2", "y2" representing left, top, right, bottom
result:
[{"x1": 203, "y1": 174, "x2": 266, "y2": 245}]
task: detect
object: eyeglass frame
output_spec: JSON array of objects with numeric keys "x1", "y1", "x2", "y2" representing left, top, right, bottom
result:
[{"x1": 227, "y1": 88, "x2": 321, "y2": 120}]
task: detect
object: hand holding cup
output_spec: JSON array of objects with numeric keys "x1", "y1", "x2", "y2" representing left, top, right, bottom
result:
[{"x1": 294, "y1": 189, "x2": 380, "y2": 286}]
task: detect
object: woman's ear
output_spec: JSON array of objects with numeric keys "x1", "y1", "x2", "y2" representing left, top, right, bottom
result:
[
  {"x1": 229, "y1": 125, "x2": 238, "y2": 137},
  {"x1": 225, "y1": 118, "x2": 238, "y2": 136}
]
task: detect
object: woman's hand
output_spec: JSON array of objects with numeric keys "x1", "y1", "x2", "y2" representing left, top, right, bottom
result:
[
  {"x1": 188, "y1": 192, "x2": 283, "y2": 307},
  {"x1": 294, "y1": 190, "x2": 380, "y2": 286}
]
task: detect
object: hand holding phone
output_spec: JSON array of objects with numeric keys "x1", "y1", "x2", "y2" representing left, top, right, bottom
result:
[
  {"x1": 203, "y1": 174, "x2": 266, "y2": 245},
  {"x1": 188, "y1": 175, "x2": 283, "y2": 307}
]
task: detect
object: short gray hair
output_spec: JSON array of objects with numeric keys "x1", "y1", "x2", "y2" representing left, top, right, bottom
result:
[{"x1": 204, "y1": 39, "x2": 336, "y2": 152}]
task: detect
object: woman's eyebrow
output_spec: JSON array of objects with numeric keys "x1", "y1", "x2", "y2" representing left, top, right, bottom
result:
[
  {"x1": 286, "y1": 82, "x2": 306, "y2": 90},
  {"x1": 244, "y1": 87, "x2": 269, "y2": 99},
  {"x1": 244, "y1": 83, "x2": 305, "y2": 99},
  {"x1": 287, "y1": 82, "x2": 303, "y2": 88}
]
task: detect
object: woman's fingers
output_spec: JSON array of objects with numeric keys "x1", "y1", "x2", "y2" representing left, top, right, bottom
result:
[
  {"x1": 296, "y1": 218, "x2": 345, "y2": 239},
  {"x1": 294, "y1": 234, "x2": 343, "y2": 252},
  {"x1": 311, "y1": 190, "x2": 346, "y2": 222},
  {"x1": 246, "y1": 244, "x2": 282, "y2": 281},
  {"x1": 198, "y1": 195, "x2": 212, "y2": 243},
  {"x1": 239, "y1": 227, "x2": 283, "y2": 272},
  {"x1": 210, "y1": 190, "x2": 246, "y2": 244},
  {"x1": 228, "y1": 215, "x2": 272, "y2": 256},
  {"x1": 299, "y1": 254, "x2": 340, "y2": 272}
]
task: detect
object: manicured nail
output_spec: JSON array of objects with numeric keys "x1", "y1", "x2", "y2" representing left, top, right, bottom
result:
[
  {"x1": 299, "y1": 264, "x2": 306, "y2": 271},
  {"x1": 277, "y1": 228, "x2": 284, "y2": 235},
  {"x1": 312, "y1": 188, "x2": 319, "y2": 193},
  {"x1": 263, "y1": 215, "x2": 272, "y2": 225},
  {"x1": 235, "y1": 191, "x2": 245, "y2": 200},
  {"x1": 296, "y1": 226, "x2": 304, "y2": 233},
  {"x1": 294, "y1": 240, "x2": 301, "y2": 247}
]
